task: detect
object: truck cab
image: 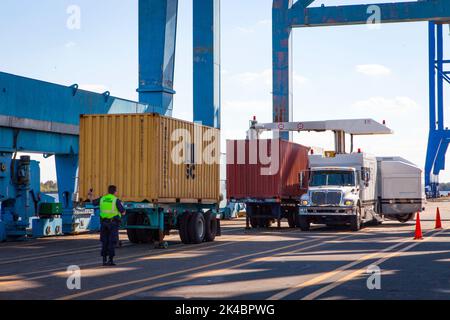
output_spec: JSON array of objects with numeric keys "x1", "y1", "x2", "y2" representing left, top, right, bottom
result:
[{"x1": 298, "y1": 152, "x2": 379, "y2": 231}]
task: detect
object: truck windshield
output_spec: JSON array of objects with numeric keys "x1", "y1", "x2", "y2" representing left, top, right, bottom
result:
[{"x1": 309, "y1": 170, "x2": 355, "y2": 187}]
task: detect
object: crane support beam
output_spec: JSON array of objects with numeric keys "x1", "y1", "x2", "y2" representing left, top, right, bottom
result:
[
  {"x1": 251, "y1": 118, "x2": 392, "y2": 135},
  {"x1": 138, "y1": 0, "x2": 178, "y2": 115},
  {"x1": 290, "y1": 0, "x2": 450, "y2": 27},
  {"x1": 273, "y1": 0, "x2": 450, "y2": 142},
  {"x1": 273, "y1": 0, "x2": 293, "y2": 141},
  {"x1": 193, "y1": 0, "x2": 221, "y2": 129}
]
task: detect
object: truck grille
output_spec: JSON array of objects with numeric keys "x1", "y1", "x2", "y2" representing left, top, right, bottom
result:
[{"x1": 311, "y1": 191, "x2": 342, "y2": 206}]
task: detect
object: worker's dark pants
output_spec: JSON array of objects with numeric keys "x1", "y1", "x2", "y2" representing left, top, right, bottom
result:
[{"x1": 100, "y1": 218, "x2": 120, "y2": 258}]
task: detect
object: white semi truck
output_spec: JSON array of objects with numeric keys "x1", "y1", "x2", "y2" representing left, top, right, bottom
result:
[
  {"x1": 297, "y1": 153, "x2": 424, "y2": 231},
  {"x1": 248, "y1": 118, "x2": 425, "y2": 231}
]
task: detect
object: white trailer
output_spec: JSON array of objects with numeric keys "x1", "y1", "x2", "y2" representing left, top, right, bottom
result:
[{"x1": 377, "y1": 157, "x2": 424, "y2": 222}]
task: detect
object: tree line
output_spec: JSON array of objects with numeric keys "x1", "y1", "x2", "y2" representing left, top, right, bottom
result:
[{"x1": 40, "y1": 180, "x2": 57, "y2": 192}]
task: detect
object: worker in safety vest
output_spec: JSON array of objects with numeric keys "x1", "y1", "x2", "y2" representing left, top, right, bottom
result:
[{"x1": 92, "y1": 185, "x2": 126, "y2": 266}]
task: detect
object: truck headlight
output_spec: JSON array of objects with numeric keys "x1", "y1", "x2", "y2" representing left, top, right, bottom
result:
[
  {"x1": 301, "y1": 200, "x2": 309, "y2": 206},
  {"x1": 344, "y1": 200, "x2": 354, "y2": 206}
]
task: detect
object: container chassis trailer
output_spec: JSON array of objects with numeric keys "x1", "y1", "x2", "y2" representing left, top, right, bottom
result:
[
  {"x1": 122, "y1": 202, "x2": 221, "y2": 248},
  {"x1": 240, "y1": 199, "x2": 298, "y2": 229}
]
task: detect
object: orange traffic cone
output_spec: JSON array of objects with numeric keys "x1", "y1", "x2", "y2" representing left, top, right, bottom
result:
[
  {"x1": 414, "y1": 212, "x2": 424, "y2": 240},
  {"x1": 435, "y1": 207, "x2": 443, "y2": 229}
]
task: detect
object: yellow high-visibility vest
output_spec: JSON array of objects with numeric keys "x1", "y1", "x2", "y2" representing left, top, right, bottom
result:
[{"x1": 99, "y1": 194, "x2": 120, "y2": 219}]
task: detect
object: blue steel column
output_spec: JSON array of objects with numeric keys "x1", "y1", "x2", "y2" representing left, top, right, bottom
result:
[
  {"x1": 425, "y1": 22, "x2": 437, "y2": 194},
  {"x1": 273, "y1": 0, "x2": 293, "y2": 141},
  {"x1": 193, "y1": 0, "x2": 221, "y2": 129},
  {"x1": 138, "y1": 0, "x2": 178, "y2": 116},
  {"x1": 55, "y1": 154, "x2": 78, "y2": 233},
  {"x1": 437, "y1": 24, "x2": 444, "y2": 131}
]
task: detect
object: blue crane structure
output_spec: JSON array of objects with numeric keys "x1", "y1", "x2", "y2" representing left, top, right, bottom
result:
[
  {"x1": 0, "y1": 0, "x2": 220, "y2": 241},
  {"x1": 2, "y1": 0, "x2": 450, "y2": 241},
  {"x1": 272, "y1": 0, "x2": 450, "y2": 197}
]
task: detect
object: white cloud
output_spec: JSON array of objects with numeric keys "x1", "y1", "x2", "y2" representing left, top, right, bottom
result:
[
  {"x1": 78, "y1": 84, "x2": 109, "y2": 93},
  {"x1": 232, "y1": 69, "x2": 272, "y2": 86},
  {"x1": 65, "y1": 41, "x2": 77, "y2": 48},
  {"x1": 293, "y1": 73, "x2": 308, "y2": 86},
  {"x1": 352, "y1": 96, "x2": 419, "y2": 113},
  {"x1": 257, "y1": 19, "x2": 271, "y2": 26},
  {"x1": 356, "y1": 64, "x2": 391, "y2": 76}
]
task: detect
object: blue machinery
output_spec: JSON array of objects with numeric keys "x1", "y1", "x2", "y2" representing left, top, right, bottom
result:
[
  {"x1": 0, "y1": 0, "x2": 220, "y2": 241},
  {"x1": 1, "y1": 1, "x2": 450, "y2": 241},
  {"x1": 272, "y1": 0, "x2": 450, "y2": 196},
  {"x1": 0, "y1": 74, "x2": 149, "y2": 240}
]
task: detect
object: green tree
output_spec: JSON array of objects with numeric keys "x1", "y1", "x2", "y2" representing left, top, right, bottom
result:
[{"x1": 40, "y1": 181, "x2": 58, "y2": 192}]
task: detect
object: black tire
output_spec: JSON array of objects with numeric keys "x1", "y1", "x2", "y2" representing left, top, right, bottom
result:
[
  {"x1": 136, "y1": 214, "x2": 154, "y2": 243},
  {"x1": 204, "y1": 211, "x2": 218, "y2": 242},
  {"x1": 126, "y1": 214, "x2": 140, "y2": 244},
  {"x1": 256, "y1": 218, "x2": 272, "y2": 229},
  {"x1": 264, "y1": 219, "x2": 273, "y2": 228},
  {"x1": 188, "y1": 212, "x2": 206, "y2": 244},
  {"x1": 350, "y1": 206, "x2": 362, "y2": 231},
  {"x1": 297, "y1": 215, "x2": 310, "y2": 231},
  {"x1": 287, "y1": 212, "x2": 296, "y2": 228},
  {"x1": 397, "y1": 213, "x2": 414, "y2": 223},
  {"x1": 179, "y1": 212, "x2": 192, "y2": 244}
]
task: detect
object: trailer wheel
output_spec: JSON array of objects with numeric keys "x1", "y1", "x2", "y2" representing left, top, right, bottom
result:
[
  {"x1": 204, "y1": 211, "x2": 218, "y2": 242},
  {"x1": 297, "y1": 216, "x2": 310, "y2": 231},
  {"x1": 136, "y1": 214, "x2": 154, "y2": 244},
  {"x1": 179, "y1": 212, "x2": 192, "y2": 244},
  {"x1": 126, "y1": 214, "x2": 140, "y2": 244},
  {"x1": 188, "y1": 212, "x2": 206, "y2": 244},
  {"x1": 261, "y1": 218, "x2": 273, "y2": 228},
  {"x1": 350, "y1": 207, "x2": 362, "y2": 231},
  {"x1": 397, "y1": 213, "x2": 414, "y2": 223},
  {"x1": 252, "y1": 217, "x2": 269, "y2": 228}
]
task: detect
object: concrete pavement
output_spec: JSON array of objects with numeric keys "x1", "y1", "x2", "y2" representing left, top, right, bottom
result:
[{"x1": 0, "y1": 201, "x2": 449, "y2": 300}]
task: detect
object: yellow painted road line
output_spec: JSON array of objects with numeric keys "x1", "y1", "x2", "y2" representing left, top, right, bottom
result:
[
  {"x1": 17, "y1": 235, "x2": 259, "y2": 282},
  {"x1": 0, "y1": 233, "x2": 99, "y2": 250},
  {"x1": 301, "y1": 228, "x2": 448, "y2": 300},
  {"x1": 0, "y1": 245, "x2": 106, "y2": 266},
  {"x1": 11, "y1": 229, "x2": 351, "y2": 280},
  {"x1": 0, "y1": 228, "x2": 239, "y2": 266},
  {"x1": 4, "y1": 231, "x2": 258, "y2": 279},
  {"x1": 101, "y1": 233, "x2": 363, "y2": 301},
  {"x1": 268, "y1": 229, "x2": 434, "y2": 300},
  {"x1": 58, "y1": 232, "x2": 353, "y2": 300}
]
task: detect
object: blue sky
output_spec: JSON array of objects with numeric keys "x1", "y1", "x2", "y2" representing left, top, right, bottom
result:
[{"x1": 0, "y1": 0, "x2": 448, "y2": 181}]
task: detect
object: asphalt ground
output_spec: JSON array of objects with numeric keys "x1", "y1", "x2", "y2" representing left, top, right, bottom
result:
[{"x1": 0, "y1": 201, "x2": 449, "y2": 300}]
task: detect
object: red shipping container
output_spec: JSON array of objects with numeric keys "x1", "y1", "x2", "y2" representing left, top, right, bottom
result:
[{"x1": 226, "y1": 139, "x2": 310, "y2": 201}]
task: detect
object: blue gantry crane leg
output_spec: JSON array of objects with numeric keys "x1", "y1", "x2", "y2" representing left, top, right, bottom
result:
[
  {"x1": 272, "y1": 0, "x2": 450, "y2": 196},
  {"x1": 193, "y1": 0, "x2": 221, "y2": 129},
  {"x1": 138, "y1": 0, "x2": 178, "y2": 115},
  {"x1": 425, "y1": 22, "x2": 450, "y2": 198},
  {"x1": 138, "y1": 0, "x2": 221, "y2": 128}
]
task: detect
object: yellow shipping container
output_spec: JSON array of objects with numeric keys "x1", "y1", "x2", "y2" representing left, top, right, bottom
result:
[{"x1": 78, "y1": 113, "x2": 220, "y2": 204}]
